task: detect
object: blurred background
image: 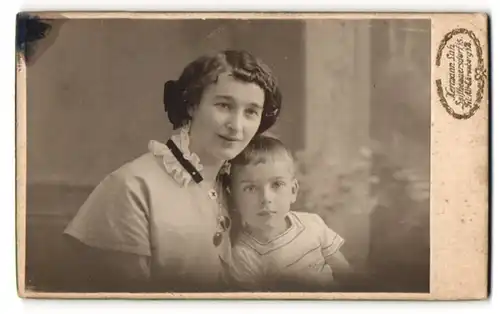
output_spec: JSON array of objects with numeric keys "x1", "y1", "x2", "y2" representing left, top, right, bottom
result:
[{"x1": 24, "y1": 18, "x2": 430, "y2": 292}]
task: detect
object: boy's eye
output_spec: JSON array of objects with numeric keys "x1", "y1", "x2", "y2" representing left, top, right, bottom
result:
[
  {"x1": 272, "y1": 181, "x2": 286, "y2": 189},
  {"x1": 243, "y1": 185, "x2": 256, "y2": 192}
]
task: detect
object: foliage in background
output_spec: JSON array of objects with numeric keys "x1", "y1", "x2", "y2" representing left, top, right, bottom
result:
[
  {"x1": 292, "y1": 142, "x2": 429, "y2": 221},
  {"x1": 292, "y1": 142, "x2": 430, "y2": 291},
  {"x1": 293, "y1": 145, "x2": 376, "y2": 217}
]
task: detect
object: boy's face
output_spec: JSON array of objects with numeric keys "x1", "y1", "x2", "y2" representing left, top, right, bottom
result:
[{"x1": 230, "y1": 156, "x2": 298, "y2": 230}]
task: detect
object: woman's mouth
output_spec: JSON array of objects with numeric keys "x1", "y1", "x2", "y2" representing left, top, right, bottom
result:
[{"x1": 218, "y1": 135, "x2": 240, "y2": 142}]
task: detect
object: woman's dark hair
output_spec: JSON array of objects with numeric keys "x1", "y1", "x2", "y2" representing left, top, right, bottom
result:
[{"x1": 163, "y1": 50, "x2": 282, "y2": 134}]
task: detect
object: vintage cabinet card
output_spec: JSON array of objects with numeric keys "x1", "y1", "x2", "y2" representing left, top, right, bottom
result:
[{"x1": 15, "y1": 12, "x2": 489, "y2": 300}]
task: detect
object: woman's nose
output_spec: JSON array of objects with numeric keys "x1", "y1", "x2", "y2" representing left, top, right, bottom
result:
[{"x1": 226, "y1": 112, "x2": 244, "y2": 134}]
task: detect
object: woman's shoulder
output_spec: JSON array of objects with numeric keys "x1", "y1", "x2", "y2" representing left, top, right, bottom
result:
[
  {"x1": 95, "y1": 136, "x2": 203, "y2": 197},
  {"x1": 106, "y1": 152, "x2": 157, "y2": 181},
  {"x1": 99, "y1": 146, "x2": 180, "y2": 193}
]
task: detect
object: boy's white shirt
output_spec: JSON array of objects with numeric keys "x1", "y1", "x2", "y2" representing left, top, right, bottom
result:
[{"x1": 230, "y1": 211, "x2": 345, "y2": 289}]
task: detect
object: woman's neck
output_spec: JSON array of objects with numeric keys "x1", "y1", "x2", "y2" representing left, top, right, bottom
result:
[
  {"x1": 188, "y1": 137, "x2": 224, "y2": 185},
  {"x1": 200, "y1": 161, "x2": 224, "y2": 186}
]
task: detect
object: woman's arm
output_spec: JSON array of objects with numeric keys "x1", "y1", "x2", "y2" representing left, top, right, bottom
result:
[
  {"x1": 61, "y1": 173, "x2": 154, "y2": 292},
  {"x1": 63, "y1": 235, "x2": 152, "y2": 292}
]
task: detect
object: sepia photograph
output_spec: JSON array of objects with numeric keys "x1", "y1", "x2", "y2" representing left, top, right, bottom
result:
[{"x1": 15, "y1": 13, "x2": 487, "y2": 299}]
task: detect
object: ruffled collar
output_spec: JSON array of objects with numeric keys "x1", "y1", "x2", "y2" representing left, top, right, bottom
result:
[{"x1": 148, "y1": 130, "x2": 204, "y2": 187}]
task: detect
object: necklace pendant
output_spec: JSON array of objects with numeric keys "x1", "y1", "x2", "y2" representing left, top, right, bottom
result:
[{"x1": 213, "y1": 232, "x2": 223, "y2": 247}]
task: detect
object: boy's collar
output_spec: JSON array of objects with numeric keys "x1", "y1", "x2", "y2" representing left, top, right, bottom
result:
[{"x1": 241, "y1": 212, "x2": 305, "y2": 255}]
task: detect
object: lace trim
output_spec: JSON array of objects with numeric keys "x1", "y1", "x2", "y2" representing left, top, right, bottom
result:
[{"x1": 148, "y1": 129, "x2": 204, "y2": 187}]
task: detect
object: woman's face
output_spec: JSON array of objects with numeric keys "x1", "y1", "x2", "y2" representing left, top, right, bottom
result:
[{"x1": 188, "y1": 73, "x2": 265, "y2": 161}]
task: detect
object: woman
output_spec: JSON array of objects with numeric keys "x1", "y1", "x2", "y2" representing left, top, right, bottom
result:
[{"x1": 62, "y1": 50, "x2": 282, "y2": 292}]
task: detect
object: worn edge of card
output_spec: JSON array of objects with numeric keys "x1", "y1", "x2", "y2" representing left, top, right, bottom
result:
[{"x1": 15, "y1": 12, "x2": 489, "y2": 301}]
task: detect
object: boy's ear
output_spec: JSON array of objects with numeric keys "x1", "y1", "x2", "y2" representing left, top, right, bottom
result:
[{"x1": 291, "y1": 178, "x2": 299, "y2": 203}]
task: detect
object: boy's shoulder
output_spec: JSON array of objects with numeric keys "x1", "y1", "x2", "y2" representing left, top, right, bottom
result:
[{"x1": 289, "y1": 210, "x2": 326, "y2": 227}]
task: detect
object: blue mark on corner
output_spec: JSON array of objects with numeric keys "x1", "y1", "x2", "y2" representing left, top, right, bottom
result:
[{"x1": 16, "y1": 13, "x2": 52, "y2": 64}]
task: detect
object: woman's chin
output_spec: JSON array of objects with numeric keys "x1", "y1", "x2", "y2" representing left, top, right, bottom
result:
[{"x1": 214, "y1": 147, "x2": 242, "y2": 161}]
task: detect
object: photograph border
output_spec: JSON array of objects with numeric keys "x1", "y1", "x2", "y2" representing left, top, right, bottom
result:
[{"x1": 15, "y1": 11, "x2": 489, "y2": 300}]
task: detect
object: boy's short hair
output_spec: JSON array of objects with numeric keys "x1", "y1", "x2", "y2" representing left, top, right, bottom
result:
[{"x1": 229, "y1": 133, "x2": 295, "y2": 175}]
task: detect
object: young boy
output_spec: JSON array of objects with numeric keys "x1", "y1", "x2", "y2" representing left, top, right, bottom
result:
[{"x1": 227, "y1": 134, "x2": 351, "y2": 291}]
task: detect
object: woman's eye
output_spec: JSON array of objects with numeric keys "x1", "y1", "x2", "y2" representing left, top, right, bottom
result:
[
  {"x1": 245, "y1": 109, "x2": 259, "y2": 117},
  {"x1": 215, "y1": 102, "x2": 231, "y2": 109}
]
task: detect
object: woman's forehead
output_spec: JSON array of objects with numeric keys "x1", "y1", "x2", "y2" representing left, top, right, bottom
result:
[{"x1": 204, "y1": 73, "x2": 265, "y2": 104}]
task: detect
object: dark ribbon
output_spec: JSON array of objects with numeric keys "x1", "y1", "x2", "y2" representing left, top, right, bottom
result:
[
  {"x1": 166, "y1": 139, "x2": 203, "y2": 184},
  {"x1": 167, "y1": 139, "x2": 233, "y2": 247}
]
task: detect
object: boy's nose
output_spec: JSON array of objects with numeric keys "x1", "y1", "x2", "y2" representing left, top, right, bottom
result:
[{"x1": 261, "y1": 188, "x2": 273, "y2": 204}]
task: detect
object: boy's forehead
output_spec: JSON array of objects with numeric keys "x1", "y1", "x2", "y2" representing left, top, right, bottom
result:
[{"x1": 232, "y1": 155, "x2": 295, "y2": 177}]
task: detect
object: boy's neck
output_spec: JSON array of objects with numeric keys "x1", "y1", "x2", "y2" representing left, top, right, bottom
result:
[{"x1": 245, "y1": 216, "x2": 291, "y2": 243}]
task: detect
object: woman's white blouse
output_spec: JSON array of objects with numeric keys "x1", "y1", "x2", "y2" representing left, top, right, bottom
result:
[{"x1": 64, "y1": 133, "x2": 232, "y2": 289}]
